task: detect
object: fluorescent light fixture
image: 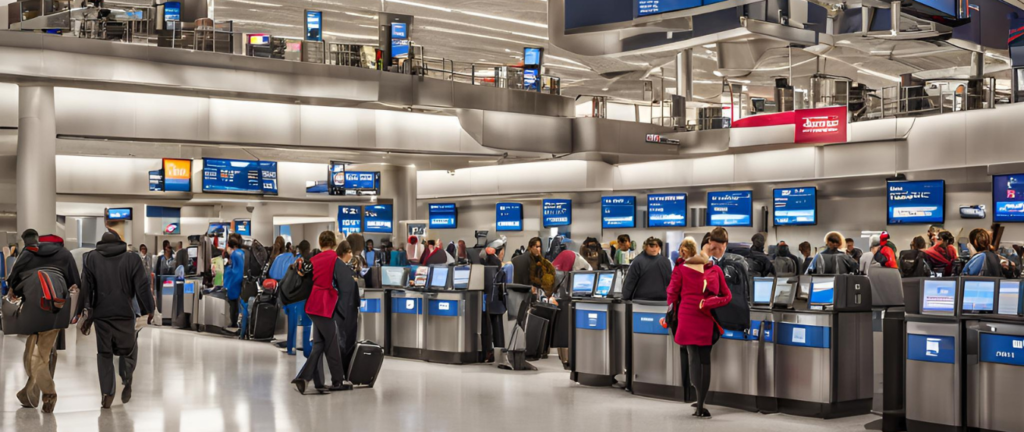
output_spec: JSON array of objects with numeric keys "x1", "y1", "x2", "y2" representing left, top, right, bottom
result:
[
  {"x1": 345, "y1": 11, "x2": 378, "y2": 19},
  {"x1": 458, "y1": 10, "x2": 546, "y2": 28},
  {"x1": 420, "y1": 26, "x2": 532, "y2": 46},
  {"x1": 323, "y1": 31, "x2": 379, "y2": 40},
  {"x1": 545, "y1": 54, "x2": 585, "y2": 66},
  {"x1": 359, "y1": 24, "x2": 377, "y2": 28},
  {"x1": 417, "y1": 16, "x2": 547, "y2": 40},
  {"x1": 231, "y1": 19, "x2": 299, "y2": 28},
  {"x1": 601, "y1": 87, "x2": 609, "y2": 91},
  {"x1": 544, "y1": 63, "x2": 592, "y2": 72},
  {"x1": 386, "y1": 0, "x2": 451, "y2": 12}
]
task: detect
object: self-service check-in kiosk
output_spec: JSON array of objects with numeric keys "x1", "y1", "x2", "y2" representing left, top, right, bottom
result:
[
  {"x1": 630, "y1": 296, "x2": 688, "y2": 401},
  {"x1": 390, "y1": 266, "x2": 429, "y2": 360},
  {"x1": 773, "y1": 274, "x2": 873, "y2": 418},
  {"x1": 571, "y1": 270, "x2": 627, "y2": 387},
  {"x1": 867, "y1": 268, "x2": 909, "y2": 432},
  {"x1": 360, "y1": 266, "x2": 396, "y2": 353},
  {"x1": 171, "y1": 277, "x2": 199, "y2": 329},
  {"x1": 422, "y1": 264, "x2": 483, "y2": 364},
  {"x1": 707, "y1": 276, "x2": 778, "y2": 412},
  {"x1": 964, "y1": 278, "x2": 1024, "y2": 432}
]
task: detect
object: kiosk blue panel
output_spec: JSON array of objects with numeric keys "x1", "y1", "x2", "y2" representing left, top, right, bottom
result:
[
  {"x1": 428, "y1": 300, "x2": 460, "y2": 317},
  {"x1": 776, "y1": 323, "x2": 830, "y2": 348},
  {"x1": 543, "y1": 199, "x2": 572, "y2": 227},
  {"x1": 575, "y1": 309, "x2": 608, "y2": 330},
  {"x1": 392, "y1": 297, "x2": 422, "y2": 315},
  {"x1": 887, "y1": 180, "x2": 944, "y2": 224},
  {"x1": 429, "y1": 203, "x2": 457, "y2": 229},
  {"x1": 707, "y1": 191, "x2": 753, "y2": 226},
  {"x1": 980, "y1": 333, "x2": 1024, "y2": 367},
  {"x1": 602, "y1": 196, "x2": 635, "y2": 228},
  {"x1": 722, "y1": 329, "x2": 749, "y2": 340},
  {"x1": 774, "y1": 187, "x2": 817, "y2": 226},
  {"x1": 359, "y1": 298, "x2": 382, "y2": 314},
  {"x1": 647, "y1": 193, "x2": 687, "y2": 227},
  {"x1": 633, "y1": 312, "x2": 669, "y2": 335},
  {"x1": 907, "y1": 334, "x2": 956, "y2": 364}
]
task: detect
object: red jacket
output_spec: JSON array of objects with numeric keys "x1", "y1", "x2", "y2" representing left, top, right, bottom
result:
[
  {"x1": 879, "y1": 241, "x2": 898, "y2": 269},
  {"x1": 305, "y1": 250, "x2": 339, "y2": 318},
  {"x1": 667, "y1": 262, "x2": 732, "y2": 346},
  {"x1": 923, "y1": 244, "x2": 958, "y2": 276}
]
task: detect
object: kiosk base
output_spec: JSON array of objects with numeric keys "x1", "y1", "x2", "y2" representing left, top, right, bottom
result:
[
  {"x1": 573, "y1": 372, "x2": 616, "y2": 387},
  {"x1": 632, "y1": 382, "x2": 690, "y2": 402},
  {"x1": 423, "y1": 350, "x2": 478, "y2": 365},
  {"x1": 778, "y1": 398, "x2": 872, "y2": 419},
  {"x1": 707, "y1": 391, "x2": 759, "y2": 413},
  {"x1": 906, "y1": 419, "x2": 961, "y2": 432}
]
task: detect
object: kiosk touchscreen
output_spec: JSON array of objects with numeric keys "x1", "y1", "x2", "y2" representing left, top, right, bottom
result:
[
  {"x1": 429, "y1": 266, "x2": 450, "y2": 289},
  {"x1": 572, "y1": 272, "x2": 596, "y2": 298},
  {"x1": 998, "y1": 280, "x2": 1022, "y2": 315},
  {"x1": 413, "y1": 266, "x2": 429, "y2": 288},
  {"x1": 594, "y1": 272, "x2": 615, "y2": 298},
  {"x1": 796, "y1": 277, "x2": 811, "y2": 301},
  {"x1": 753, "y1": 277, "x2": 775, "y2": 306},
  {"x1": 809, "y1": 276, "x2": 836, "y2": 306},
  {"x1": 773, "y1": 278, "x2": 797, "y2": 308},
  {"x1": 960, "y1": 278, "x2": 997, "y2": 314},
  {"x1": 381, "y1": 266, "x2": 409, "y2": 288},
  {"x1": 921, "y1": 279, "x2": 957, "y2": 315},
  {"x1": 452, "y1": 266, "x2": 471, "y2": 290}
]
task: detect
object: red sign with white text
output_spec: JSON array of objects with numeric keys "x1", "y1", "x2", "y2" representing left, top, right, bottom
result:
[{"x1": 795, "y1": 106, "x2": 847, "y2": 144}]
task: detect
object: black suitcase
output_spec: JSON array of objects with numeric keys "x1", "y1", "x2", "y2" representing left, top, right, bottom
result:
[
  {"x1": 247, "y1": 294, "x2": 279, "y2": 341},
  {"x1": 347, "y1": 340, "x2": 384, "y2": 387},
  {"x1": 524, "y1": 314, "x2": 550, "y2": 361}
]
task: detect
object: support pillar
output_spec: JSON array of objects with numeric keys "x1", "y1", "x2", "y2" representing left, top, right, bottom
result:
[
  {"x1": 16, "y1": 85, "x2": 57, "y2": 235},
  {"x1": 394, "y1": 164, "x2": 417, "y2": 225},
  {"x1": 251, "y1": 202, "x2": 274, "y2": 245},
  {"x1": 675, "y1": 49, "x2": 693, "y2": 101}
]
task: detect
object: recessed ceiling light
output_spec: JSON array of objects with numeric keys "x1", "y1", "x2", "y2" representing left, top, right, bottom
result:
[
  {"x1": 345, "y1": 11, "x2": 378, "y2": 19},
  {"x1": 480, "y1": 59, "x2": 487, "y2": 61},
  {"x1": 601, "y1": 88, "x2": 609, "y2": 91}
]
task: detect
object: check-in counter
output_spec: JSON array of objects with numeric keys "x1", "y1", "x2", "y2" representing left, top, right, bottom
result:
[
  {"x1": 630, "y1": 300, "x2": 687, "y2": 401},
  {"x1": 390, "y1": 289, "x2": 426, "y2": 360},
  {"x1": 422, "y1": 289, "x2": 482, "y2": 364},
  {"x1": 571, "y1": 298, "x2": 627, "y2": 387},
  {"x1": 194, "y1": 286, "x2": 233, "y2": 333},
  {"x1": 170, "y1": 277, "x2": 198, "y2": 329},
  {"x1": 358, "y1": 288, "x2": 389, "y2": 352},
  {"x1": 964, "y1": 279, "x2": 1024, "y2": 432},
  {"x1": 160, "y1": 275, "x2": 176, "y2": 326}
]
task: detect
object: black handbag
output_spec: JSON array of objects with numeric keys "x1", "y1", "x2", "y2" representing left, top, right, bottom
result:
[
  {"x1": 278, "y1": 260, "x2": 312, "y2": 306},
  {"x1": 665, "y1": 302, "x2": 679, "y2": 336}
]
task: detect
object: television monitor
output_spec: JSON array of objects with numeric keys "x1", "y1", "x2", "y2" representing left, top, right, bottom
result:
[
  {"x1": 106, "y1": 208, "x2": 133, "y2": 221},
  {"x1": 328, "y1": 162, "x2": 346, "y2": 195},
  {"x1": 595, "y1": 272, "x2": 615, "y2": 298},
  {"x1": 809, "y1": 276, "x2": 836, "y2": 306},
  {"x1": 342, "y1": 171, "x2": 381, "y2": 196},
  {"x1": 922, "y1": 279, "x2": 957, "y2": 315},
  {"x1": 429, "y1": 266, "x2": 450, "y2": 289},
  {"x1": 543, "y1": 199, "x2": 572, "y2": 227},
  {"x1": 207, "y1": 222, "x2": 230, "y2": 236},
  {"x1": 773, "y1": 279, "x2": 795, "y2": 307},
  {"x1": 162, "y1": 158, "x2": 192, "y2": 192},
  {"x1": 429, "y1": 203, "x2": 458, "y2": 229},
  {"x1": 149, "y1": 169, "x2": 163, "y2": 192},
  {"x1": 234, "y1": 219, "x2": 251, "y2": 236},
  {"x1": 163, "y1": 1, "x2": 180, "y2": 21},
  {"x1": 753, "y1": 277, "x2": 775, "y2": 306},
  {"x1": 571, "y1": 272, "x2": 596, "y2": 297},
  {"x1": 524, "y1": 47, "x2": 542, "y2": 66},
  {"x1": 998, "y1": 280, "x2": 1022, "y2": 315},
  {"x1": 338, "y1": 205, "x2": 362, "y2": 236},
  {"x1": 887, "y1": 180, "x2": 945, "y2": 224},
  {"x1": 993, "y1": 174, "x2": 1024, "y2": 222},
  {"x1": 496, "y1": 203, "x2": 523, "y2": 232},
  {"x1": 259, "y1": 161, "x2": 278, "y2": 195},
  {"x1": 305, "y1": 10, "x2": 322, "y2": 41},
  {"x1": 707, "y1": 191, "x2": 753, "y2": 227},
  {"x1": 381, "y1": 266, "x2": 408, "y2": 287},
  {"x1": 391, "y1": 22, "x2": 409, "y2": 59},
  {"x1": 961, "y1": 278, "x2": 996, "y2": 314},
  {"x1": 523, "y1": 69, "x2": 540, "y2": 91},
  {"x1": 773, "y1": 187, "x2": 817, "y2": 226},
  {"x1": 647, "y1": 193, "x2": 687, "y2": 227},
  {"x1": 602, "y1": 196, "x2": 636, "y2": 229},
  {"x1": 453, "y1": 266, "x2": 471, "y2": 289},
  {"x1": 638, "y1": 0, "x2": 704, "y2": 17},
  {"x1": 364, "y1": 205, "x2": 393, "y2": 233},
  {"x1": 202, "y1": 158, "x2": 263, "y2": 194}
]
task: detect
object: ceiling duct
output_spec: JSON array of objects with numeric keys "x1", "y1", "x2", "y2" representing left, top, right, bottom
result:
[{"x1": 716, "y1": 39, "x2": 791, "y2": 77}]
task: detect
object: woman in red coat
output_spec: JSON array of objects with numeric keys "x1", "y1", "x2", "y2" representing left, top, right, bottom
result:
[
  {"x1": 666, "y1": 237, "x2": 733, "y2": 418},
  {"x1": 292, "y1": 231, "x2": 349, "y2": 394}
]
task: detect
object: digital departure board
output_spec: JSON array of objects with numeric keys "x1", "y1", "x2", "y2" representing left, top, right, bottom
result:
[
  {"x1": 602, "y1": 196, "x2": 636, "y2": 229},
  {"x1": 707, "y1": 191, "x2": 753, "y2": 227},
  {"x1": 647, "y1": 193, "x2": 687, "y2": 227},
  {"x1": 888, "y1": 180, "x2": 944, "y2": 224},
  {"x1": 338, "y1": 205, "x2": 362, "y2": 236},
  {"x1": 364, "y1": 205, "x2": 393, "y2": 233},
  {"x1": 429, "y1": 203, "x2": 458, "y2": 229},
  {"x1": 203, "y1": 158, "x2": 263, "y2": 194},
  {"x1": 496, "y1": 203, "x2": 523, "y2": 232},
  {"x1": 543, "y1": 199, "x2": 572, "y2": 227},
  {"x1": 774, "y1": 187, "x2": 817, "y2": 226}
]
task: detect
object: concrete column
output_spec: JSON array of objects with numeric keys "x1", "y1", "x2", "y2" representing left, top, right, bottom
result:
[
  {"x1": 675, "y1": 49, "x2": 693, "y2": 101},
  {"x1": 16, "y1": 85, "x2": 57, "y2": 235},
  {"x1": 251, "y1": 202, "x2": 274, "y2": 245},
  {"x1": 393, "y1": 165, "x2": 417, "y2": 224}
]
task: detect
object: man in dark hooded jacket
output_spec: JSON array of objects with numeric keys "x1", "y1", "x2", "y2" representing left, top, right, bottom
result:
[
  {"x1": 747, "y1": 233, "x2": 776, "y2": 277},
  {"x1": 78, "y1": 232, "x2": 153, "y2": 409}
]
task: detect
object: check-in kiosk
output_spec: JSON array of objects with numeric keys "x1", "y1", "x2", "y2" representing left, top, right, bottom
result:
[
  {"x1": 707, "y1": 276, "x2": 778, "y2": 412},
  {"x1": 905, "y1": 277, "x2": 967, "y2": 432},
  {"x1": 571, "y1": 270, "x2": 627, "y2": 387},
  {"x1": 390, "y1": 266, "x2": 429, "y2": 360},
  {"x1": 965, "y1": 278, "x2": 1024, "y2": 432},
  {"x1": 422, "y1": 264, "x2": 484, "y2": 364},
  {"x1": 170, "y1": 276, "x2": 199, "y2": 329},
  {"x1": 160, "y1": 275, "x2": 176, "y2": 326},
  {"x1": 773, "y1": 274, "x2": 873, "y2": 418},
  {"x1": 867, "y1": 268, "x2": 909, "y2": 432},
  {"x1": 360, "y1": 266, "x2": 398, "y2": 353},
  {"x1": 628, "y1": 266, "x2": 687, "y2": 401}
]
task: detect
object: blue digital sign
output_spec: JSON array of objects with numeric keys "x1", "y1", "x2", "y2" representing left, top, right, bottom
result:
[
  {"x1": 163, "y1": 1, "x2": 180, "y2": 21},
  {"x1": 107, "y1": 208, "x2": 132, "y2": 221},
  {"x1": 234, "y1": 219, "x2": 251, "y2": 236},
  {"x1": 305, "y1": 10, "x2": 322, "y2": 41},
  {"x1": 647, "y1": 193, "x2": 687, "y2": 227},
  {"x1": 391, "y1": 23, "x2": 409, "y2": 59},
  {"x1": 429, "y1": 203, "x2": 458, "y2": 229},
  {"x1": 887, "y1": 180, "x2": 944, "y2": 224},
  {"x1": 338, "y1": 205, "x2": 362, "y2": 236},
  {"x1": 149, "y1": 169, "x2": 163, "y2": 192},
  {"x1": 364, "y1": 204, "x2": 393, "y2": 233},
  {"x1": 259, "y1": 161, "x2": 278, "y2": 195},
  {"x1": 203, "y1": 158, "x2": 263, "y2": 194},
  {"x1": 524, "y1": 48, "x2": 541, "y2": 66},
  {"x1": 524, "y1": 69, "x2": 539, "y2": 91},
  {"x1": 637, "y1": 0, "x2": 727, "y2": 17},
  {"x1": 496, "y1": 203, "x2": 523, "y2": 232},
  {"x1": 993, "y1": 174, "x2": 1024, "y2": 222},
  {"x1": 602, "y1": 196, "x2": 636, "y2": 229},
  {"x1": 344, "y1": 171, "x2": 380, "y2": 194},
  {"x1": 774, "y1": 187, "x2": 817, "y2": 226},
  {"x1": 908, "y1": 334, "x2": 956, "y2": 364},
  {"x1": 543, "y1": 199, "x2": 572, "y2": 227},
  {"x1": 707, "y1": 191, "x2": 753, "y2": 227}
]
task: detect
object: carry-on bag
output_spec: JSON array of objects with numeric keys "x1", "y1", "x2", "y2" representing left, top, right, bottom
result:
[
  {"x1": 247, "y1": 294, "x2": 279, "y2": 341},
  {"x1": 2, "y1": 268, "x2": 71, "y2": 335},
  {"x1": 347, "y1": 340, "x2": 384, "y2": 387}
]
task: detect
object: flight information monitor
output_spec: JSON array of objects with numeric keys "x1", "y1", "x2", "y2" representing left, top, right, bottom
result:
[
  {"x1": 430, "y1": 267, "x2": 450, "y2": 289},
  {"x1": 773, "y1": 280, "x2": 795, "y2": 307},
  {"x1": 107, "y1": 208, "x2": 133, "y2": 221},
  {"x1": 203, "y1": 158, "x2": 264, "y2": 194},
  {"x1": 342, "y1": 171, "x2": 381, "y2": 196},
  {"x1": 453, "y1": 266, "x2": 471, "y2": 289},
  {"x1": 647, "y1": 193, "x2": 687, "y2": 227},
  {"x1": 595, "y1": 272, "x2": 615, "y2": 298},
  {"x1": 602, "y1": 196, "x2": 636, "y2": 229},
  {"x1": 774, "y1": 187, "x2": 817, "y2": 226},
  {"x1": 993, "y1": 174, "x2": 1024, "y2": 222},
  {"x1": 381, "y1": 266, "x2": 408, "y2": 287},
  {"x1": 496, "y1": 203, "x2": 523, "y2": 232},
  {"x1": 364, "y1": 205, "x2": 393, "y2": 233},
  {"x1": 234, "y1": 219, "x2": 251, "y2": 236},
  {"x1": 429, "y1": 203, "x2": 458, "y2": 229},
  {"x1": 543, "y1": 199, "x2": 572, "y2": 227},
  {"x1": 338, "y1": 205, "x2": 362, "y2": 236},
  {"x1": 707, "y1": 191, "x2": 753, "y2": 226},
  {"x1": 998, "y1": 280, "x2": 1021, "y2": 315},
  {"x1": 638, "y1": 0, "x2": 726, "y2": 17},
  {"x1": 922, "y1": 279, "x2": 957, "y2": 315},
  {"x1": 572, "y1": 272, "x2": 596, "y2": 297},
  {"x1": 753, "y1": 277, "x2": 775, "y2": 306},
  {"x1": 259, "y1": 161, "x2": 278, "y2": 195},
  {"x1": 809, "y1": 276, "x2": 835, "y2": 306},
  {"x1": 887, "y1": 180, "x2": 945, "y2": 224},
  {"x1": 961, "y1": 279, "x2": 996, "y2": 313}
]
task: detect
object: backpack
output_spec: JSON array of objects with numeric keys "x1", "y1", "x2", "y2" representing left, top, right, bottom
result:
[
  {"x1": 815, "y1": 252, "x2": 856, "y2": 275},
  {"x1": 712, "y1": 254, "x2": 751, "y2": 332},
  {"x1": 1, "y1": 267, "x2": 71, "y2": 335},
  {"x1": 773, "y1": 256, "x2": 797, "y2": 277},
  {"x1": 899, "y1": 250, "x2": 931, "y2": 277},
  {"x1": 278, "y1": 258, "x2": 313, "y2": 306}
]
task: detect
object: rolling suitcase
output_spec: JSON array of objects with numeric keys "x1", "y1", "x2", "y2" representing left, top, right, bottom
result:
[
  {"x1": 248, "y1": 292, "x2": 279, "y2": 341},
  {"x1": 347, "y1": 340, "x2": 384, "y2": 387}
]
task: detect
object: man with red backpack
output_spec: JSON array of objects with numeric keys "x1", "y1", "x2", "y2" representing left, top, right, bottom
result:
[{"x1": 876, "y1": 232, "x2": 898, "y2": 269}]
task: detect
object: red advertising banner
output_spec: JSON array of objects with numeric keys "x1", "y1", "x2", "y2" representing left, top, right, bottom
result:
[{"x1": 794, "y1": 106, "x2": 848, "y2": 144}]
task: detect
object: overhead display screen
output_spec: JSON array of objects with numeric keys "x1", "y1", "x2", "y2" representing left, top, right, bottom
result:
[
  {"x1": 344, "y1": 171, "x2": 381, "y2": 195},
  {"x1": 429, "y1": 203, "x2": 458, "y2": 229},
  {"x1": 305, "y1": 10, "x2": 322, "y2": 41},
  {"x1": 391, "y1": 22, "x2": 409, "y2": 59},
  {"x1": 234, "y1": 219, "x2": 251, "y2": 236},
  {"x1": 496, "y1": 203, "x2": 523, "y2": 232},
  {"x1": 887, "y1": 180, "x2": 945, "y2": 224},
  {"x1": 602, "y1": 196, "x2": 636, "y2": 229},
  {"x1": 164, "y1": 1, "x2": 181, "y2": 21},
  {"x1": 774, "y1": 187, "x2": 817, "y2": 226},
  {"x1": 107, "y1": 208, "x2": 132, "y2": 221},
  {"x1": 260, "y1": 161, "x2": 278, "y2": 195},
  {"x1": 149, "y1": 169, "x2": 163, "y2": 192},
  {"x1": 338, "y1": 205, "x2": 362, "y2": 236},
  {"x1": 707, "y1": 191, "x2": 753, "y2": 227},
  {"x1": 647, "y1": 193, "x2": 687, "y2": 227},
  {"x1": 543, "y1": 199, "x2": 572, "y2": 227},
  {"x1": 364, "y1": 204, "x2": 393, "y2": 233},
  {"x1": 524, "y1": 47, "x2": 542, "y2": 66},
  {"x1": 637, "y1": 0, "x2": 728, "y2": 17},
  {"x1": 162, "y1": 158, "x2": 192, "y2": 192},
  {"x1": 993, "y1": 174, "x2": 1024, "y2": 222},
  {"x1": 203, "y1": 158, "x2": 263, "y2": 194}
]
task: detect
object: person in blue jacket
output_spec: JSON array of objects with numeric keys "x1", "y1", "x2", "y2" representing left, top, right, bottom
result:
[
  {"x1": 272, "y1": 241, "x2": 313, "y2": 355},
  {"x1": 223, "y1": 237, "x2": 245, "y2": 329}
]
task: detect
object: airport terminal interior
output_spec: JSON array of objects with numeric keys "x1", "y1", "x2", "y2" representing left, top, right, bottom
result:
[{"x1": 5, "y1": 0, "x2": 1024, "y2": 430}]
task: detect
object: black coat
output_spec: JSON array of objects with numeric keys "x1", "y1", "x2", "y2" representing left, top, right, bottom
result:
[
  {"x1": 747, "y1": 248, "x2": 776, "y2": 277},
  {"x1": 10, "y1": 241, "x2": 81, "y2": 297},
  {"x1": 484, "y1": 254, "x2": 507, "y2": 315},
  {"x1": 78, "y1": 238, "x2": 153, "y2": 320},
  {"x1": 621, "y1": 252, "x2": 672, "y2": 301},
  {"x1": 334, "y1": 260, "x2": 361, "y2": 321}
]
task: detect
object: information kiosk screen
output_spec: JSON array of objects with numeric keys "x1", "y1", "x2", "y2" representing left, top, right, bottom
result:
[
  {"x1": 413, "y1": 266, "x2": 429, "y2": 288},
  {"x1": 430, "y1": 267, "x2": 450, "y2": 289},
  {"x1": 453, "y1": 266, "x2": 471, "y2": 290},
  {"x1": 998, "y1": 280, "x2": 1022, "y2": 315},
  {"x1": 773, "y1": 280, "x2": 795, "y2": 307},
  {"x1": 809, "y1": 276, "x2": 835, "y2": 305},
  {"x1": 572, "y1": 273, "x2": 596, "y2": 297},
  {"x1": 595, "y1": 272, "x2": 615, "y2": 298},
  {"x1": 922, "y1": 279, "x2": 957, "y2": 314},
  {"x1": 381, "y1": 267, "x2": 407, "y2": 287},
  {"x1": 753, "y1": 278, "x2": 774, "y2": 305},
  {"x1": 961, "y1": 279, "x2": 996, "y2": 313}
]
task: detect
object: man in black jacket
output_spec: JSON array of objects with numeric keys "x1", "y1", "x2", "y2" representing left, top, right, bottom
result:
[
  {"x1": 747, "y1": 233, "x2": 776, "y2": 277},
  {"x1": 78, "y1": 232, "x2": 153, "y2": 409},
  {"x1": 621, "y1": 237, "x2": 672, "y2": 301}
]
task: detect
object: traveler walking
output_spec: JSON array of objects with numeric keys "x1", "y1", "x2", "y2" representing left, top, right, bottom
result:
[{"x1": 292, "y1": 232, "x2": 349, "y2": 393}]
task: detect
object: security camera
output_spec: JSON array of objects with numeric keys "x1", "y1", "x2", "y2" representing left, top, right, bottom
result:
[{"x1": 246, "y1": 205, "x2": 255, "y2": 213}]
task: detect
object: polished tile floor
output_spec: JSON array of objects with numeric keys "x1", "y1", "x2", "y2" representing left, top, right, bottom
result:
[{"x1": 2, "y1": 327, "x2": 876, "y2": 431}]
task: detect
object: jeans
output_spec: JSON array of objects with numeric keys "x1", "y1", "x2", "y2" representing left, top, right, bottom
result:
[{"x1": 285, "y1": 300, "x2": 313, "y2": 356}]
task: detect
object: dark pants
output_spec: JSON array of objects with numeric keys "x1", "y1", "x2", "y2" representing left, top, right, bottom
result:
[
  {"x1": 229, "y1": 298, "x2": 240, "y2": 328},
  {"x1": 295, "y1": 314, "x2": 346, "y2": 389},
  {"x1": 334, "y1": 312, "x2": 357, "y2": 374},
  {"x1": 684, "y1": 345, "x2": 713, "y2": 412},
  {"x1": 95, "y1": 319, "x2": 138, "y2": 396}
]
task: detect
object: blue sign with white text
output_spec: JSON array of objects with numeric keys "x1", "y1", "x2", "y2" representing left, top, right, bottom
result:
[
  {"x1": 338, "y1": 205, "x2": 362, "y2": 236},
  {"x1": 707, "y1": 191, "x2": 753, "y2": 226},
  {"x1": 234, "y1": 219, "x2": 251, "y2": 236},
  {"x1": 305, "y1": 10, "x2": 322, "y2": 41},
  {"x1": 391, "y1": 23, "x2": 409, "y2": 59},
  {"x1": 364, "y1": 205, "x2": 393, "y2": 233},
  {"x1": 774, "y1": 187, "x2": 816, "y2": 226},
  {"x1": 360, "y1": 298, "x2": 382, "y2": 314},
  {"x1": 543, "y1": 199, "x2": 572, "y2": 227},
  {"x1": 993, "y1": 174, "x2": 1024, "y2": 222},
  {"x1": 344, "y1": 171, "x2": 379, "y2": 192},
  {"x1": 107, "y1": 208, "x2": 132, "y2": 221},
  {"x1": 429, "y1": 203, "x2": 457, "y2": 229},
  {"x1": 164, "y1": 1, "x2": 180, "y2": 21},
  {"x1": 203, "y1": 158, "x2": 263, "y2": 194},
  {"x1": 575, "y1": 309, "x2": 608, "y2": 330},
  {"x1": 980, "y1": 333, "x2": 1024, "y2": 367},
  {"x1": 647, "y1": 193, "x2": 687, "y2": 227},
  {"x1": 888, "y1": 180, "x2": 944, "y2": 224},
  {"x1": 259, "y1": 161, "x2": 278, "y2": 195},
  {"x1": 496, "y1": 203, "x2": 523, "y2": 232},
  {"x1": 428, "y1": 299, "x2": 460, "y2": 317},
  {"x1": 602, "y1": 196, "x2": 636, "y2": 229},
  {"x1": 907, "y1": 334, "x2": 956, "y2": 364}
]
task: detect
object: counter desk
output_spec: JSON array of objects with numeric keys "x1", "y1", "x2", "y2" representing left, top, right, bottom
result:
[{"x1": 568, "y1": 270, "x2": 627, "y2": 387}]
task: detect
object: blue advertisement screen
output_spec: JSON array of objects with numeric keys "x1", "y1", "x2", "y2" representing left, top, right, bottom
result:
[
  {"x1": 164, "y1": 1, "x2": 180, "y2": 21},
  {"x1": 962, "y1": 280, "x2": 996, "y2": 313},
  {"x1": 338, "y1": 205, "x2": 362, "y2": 236},
  {"x1": 638, "y1": 0, "x2": 703, "y2": 17},
  {"x1": 496, "y1": 203, "x2": 523, "y2": 232},
  {"x1": 107, "y1": 208, "x2": 132, "y2": 221},
  {"x1": 524, "y1": 69, "x2": 539, "y2": 91},
  {"x1": 429, "y1": 203, "x2": 457, "y2": 229},
  {"x1": 543, "y1": 199, "x2": 572, "y2": 227},
  {"x1": 524, "y1": 48, "x2": 541, "y2": 66},
  {"x1": 203, "y1": 158, "x2": 263, "y2": 194},
  {"x1": 993, "y1": 174, "x2": 1024, "y2": 222},
  {"x1": 774, "y1": 187, "x2": 816, "y2": 226},
  {"x1": 602, "y1": 196, "x2": 636, "y2": 229},
  {"x1": 149, "y1": 170, "x2": 163, "y2": 192},
  {"x1": 923, "y1": 279, "x2": 957, "y2": 313},
  {"x1": 364, "y1": 205, "x2": 393, "y2": 233},
  {"x1": 647, "y1": 193, "x2": 687, "y2": 227},
  {"x1": 344, "y1": 171, "x2": 380, "y2": 191},
  {"x1": 707, "y1": 191, "x2": 753, "y2": 226},
  {"x1": 259, "y1": 161, "x2": 277, "y2": 195},
  {"x1": 234, "y1": 219, "x2": 251, "y2": 236},
  {"x1": 305, "y1": 10, "x2": 322, "y2": 41},
  {"x1": 391, "y1": 23, "x2": 409, "y2": 59},
  {"x1": 887, "y1": 180, "x2": 944, "y2": 224}
]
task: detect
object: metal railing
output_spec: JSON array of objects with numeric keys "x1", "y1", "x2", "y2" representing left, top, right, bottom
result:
[{"x1": 406, "y1": 46, "x2": 561, "y2": 95}]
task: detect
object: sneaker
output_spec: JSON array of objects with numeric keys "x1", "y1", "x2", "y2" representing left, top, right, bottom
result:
[
  {"x1": 122, "y1": 383, "x2": 132, "y2": 404},
  {"x1": 41, "y1": 394, "x2": 57, "y2": 414},
  {"x1": 101, "y1": 394, "x2": 114, "y2": 409},
  {"x1": 16, "y1": 388, "x2": 39, "y2": 408}
]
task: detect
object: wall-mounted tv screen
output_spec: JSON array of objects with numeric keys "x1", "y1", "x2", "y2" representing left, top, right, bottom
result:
[
  {"x1": 496, "y1": 203, "x2": 523, "y2": 232},
  {"x1": 202, "y1": 158, "x2": 263, "y2": 194},
  {"x1": 993, "y1": 174, "x2": 1024, "y2": 222},
  {"x1": 364, "y1": 204, "x2": 393, "y2": 233},
  {"x1": 149, "y1": 169, "x2": 163, "y2": 192},
  {"x1": 887, "y1": 180, "x2": 944, "y2": 224},
  {"x1": 707, "y1": 191, "x2": 753, "y2": 227},
  {"x1": 328, "y1": 161, "x2": 346, "y2": 195},
  {"x1": 543, "y1": 199, "x2": 572, "y2": 227},
  {"x1": 259, "y1": 161, "x2": 278, "y2": 195},
  {"x1": 106, "y1": 208, "x2": 133, "y2": 221},
  {"x1": 774, "y1": 187, "x2": 817, "y2": 226},
  {"x1": 163, "y1": 1, "x2": 181, "y2": 21},
  {"x1": 647, "y1": 193, "x2": 687, "y2": 227},
  {"x1": 602, "y1": 196, "x2": 636, "y2": 229},
  {"x1": 638, "y1": 0, "x2": 728, "y2": 17},
  {"x1": 524, "y1": 47, "x2": 542, "y2": 66},
  {"x1": 338, "y1": 205, "x2": 362, "y2": 236},
  {"x1": 429, "y1": 203, "x2": 458, "y2": 229},
  {"x1": 162, "y1": 158, "x2": 192, "y2": 192},
  {"x1": 343, "y1": 171, "x2": 381, "y2": 196},
  {"x1": 234, "y1": 219, "x2": 251, "y2": 236}
]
